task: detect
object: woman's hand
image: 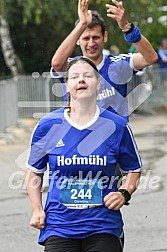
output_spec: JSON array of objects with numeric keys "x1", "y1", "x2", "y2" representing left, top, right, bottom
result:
[
  {"x1": 104, "y1": 191, "x2": 125, "y2": 210},
  {"x1": 30, "y1": 209, "x2": 46, "y2": 229}
]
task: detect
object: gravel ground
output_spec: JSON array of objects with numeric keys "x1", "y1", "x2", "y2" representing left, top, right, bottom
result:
[{"x1": 0, "y1": 113, "x2": 167, "y2": 252}]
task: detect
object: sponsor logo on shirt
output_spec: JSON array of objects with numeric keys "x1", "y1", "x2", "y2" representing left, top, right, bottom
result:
[
  {"x1": 56, "y1": 139, "x2": 65, "y2": 147},
  {"x1": 97, "y1": 87, "x2": 115, "y2": 100},
  {"x1": 57, "y1": 154, "x2": 107, "y2": 166}
]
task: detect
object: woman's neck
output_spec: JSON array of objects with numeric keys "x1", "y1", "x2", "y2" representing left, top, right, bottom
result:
[{"x1": 68, "y1": 102, "x2": 97, "y2": 126}]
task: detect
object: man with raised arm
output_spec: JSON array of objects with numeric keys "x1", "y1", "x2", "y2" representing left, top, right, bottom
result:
[{"x1": 51, "y1": 0, "x2": 157, "y2": 118}]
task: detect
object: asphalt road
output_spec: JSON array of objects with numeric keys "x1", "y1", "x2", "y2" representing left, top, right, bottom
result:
[{"x1": 0, "y1": 113, "x2": 167, "y2": 252}]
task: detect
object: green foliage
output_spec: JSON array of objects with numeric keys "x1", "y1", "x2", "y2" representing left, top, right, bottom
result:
[{"x1": 0, "y1": 0, "x2": 167, "y2": 76}]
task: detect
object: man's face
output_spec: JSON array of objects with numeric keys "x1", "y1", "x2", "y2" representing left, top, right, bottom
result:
[{"x1": 77, "y1": 25, "x2": 108, "y2": 62}]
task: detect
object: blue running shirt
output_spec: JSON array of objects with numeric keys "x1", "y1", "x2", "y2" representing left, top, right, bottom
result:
[{"x1": 27, "y1": 107, "x2": 142, "y2": 245}]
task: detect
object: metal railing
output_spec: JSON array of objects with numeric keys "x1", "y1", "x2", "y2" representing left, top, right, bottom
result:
[
  {"x1": 127, "y1": 65, "x2": 167, "y2": 113},
  {"x1": 17, "y1": 75, "x2": 51, "y2": 118},
  {"x1": 0, "y1": 79, "x2": 18, "y2": 132}
]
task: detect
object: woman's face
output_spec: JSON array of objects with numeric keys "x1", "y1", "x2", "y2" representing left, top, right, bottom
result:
[{"x1": 66, "y1": 61, "x2": 100, "y2": 101}]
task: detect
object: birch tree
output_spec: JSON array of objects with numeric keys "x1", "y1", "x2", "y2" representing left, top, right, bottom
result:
[{"x1": 0, "y1": 0, "x2": 24, "y2": 77}]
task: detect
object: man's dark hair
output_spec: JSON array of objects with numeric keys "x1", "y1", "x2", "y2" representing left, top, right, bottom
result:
[{"x1": 75, "y1": 11, "x2": 106, "y2": 36}]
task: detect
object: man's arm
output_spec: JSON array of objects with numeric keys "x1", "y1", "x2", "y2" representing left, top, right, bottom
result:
[
  {"x1": 51, "y1": 0, "x2": 92, "y2": 73},
  {"x1": 131, "y1": 36, "x2": 158, "y2": 69},
  {"x1": 106, "y1": 0, "x2": 158, "y2": 70}
]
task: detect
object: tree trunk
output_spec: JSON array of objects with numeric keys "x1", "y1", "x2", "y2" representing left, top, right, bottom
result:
[{"x1": 0, "y1": 15, "x2": 24, "y2": 77}]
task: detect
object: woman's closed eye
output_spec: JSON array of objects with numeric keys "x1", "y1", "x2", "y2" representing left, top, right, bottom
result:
[
  {"x1": 69, "y1": 74, "x2": 78, "y2": 79},
  {"x1": 84, "y1": 73, "x2": 93, "y2": 78},
  {"x1": 69, "y1": 73, "x2": 93, "y2": 80}
]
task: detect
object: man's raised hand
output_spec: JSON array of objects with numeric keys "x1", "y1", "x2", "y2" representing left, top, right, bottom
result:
[
  {"x1": 106, "y1": 0, "x2": 130, "y2": 31},
  {"x1": 78, "y1": 0, "x2": 92, "y2": 26}
]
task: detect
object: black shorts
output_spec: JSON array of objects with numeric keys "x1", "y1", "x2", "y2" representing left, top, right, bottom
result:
[{"x1": 44, "y1": 233, "x2": 124, "y2": 252}]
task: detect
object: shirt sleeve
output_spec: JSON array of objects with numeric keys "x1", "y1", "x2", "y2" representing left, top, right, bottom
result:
[
  {"x1": 118, "y1": 122, "x2": 142, "y2": 173},
  {"x1": 26, "y1": 123, "x2": 48, "y2": 174},
  {"x1": 50, "y1": 57, "x2": 74, "y2": 78},
  {"x1": 107, "y1": 53, "x2": 138, "y2": 86},
  {"x1": 50, "y1": 66, "x2": 64, "y2": 78},
  {"x1": 113, "y1": 53, "x2": 140, "y2": 72},
  {"x1": 158, "y1": 49, "x2": 167, "y2": 61}
]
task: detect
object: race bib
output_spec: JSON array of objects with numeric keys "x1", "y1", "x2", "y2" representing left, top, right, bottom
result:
[{"x1": 60, "y1": 178, "x2": 103, "y2": 209}]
